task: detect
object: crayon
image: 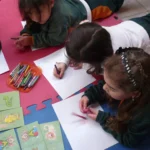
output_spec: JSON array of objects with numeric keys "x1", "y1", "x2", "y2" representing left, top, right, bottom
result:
[
  {"x1": 54, "y1": 64, "x2": 60, "y2": 74},
  {"x1": 11, "y1": 37, "x2": 19, "y2": 40},
  {"x1": 23, "y1": 71, "x2": 31, "y2": 84},
  {"x1": 72, "y1": 112, "x2": 87, "y2": 120},
  {"x1": 24, "y1": 76, "x2": 33, "y2": 89},
  {"x1": 10, "y1": 63, "x2": 20, "y2": 77},
  {"x1": 24, "y1": 65, "x2": 30, "y2": 73},
  {"x1": 17, "y1": 65, "x2": 27, "y2": 75},
  {"x1": 28, "y1": 76, "x2": 39, "y2": 88}
]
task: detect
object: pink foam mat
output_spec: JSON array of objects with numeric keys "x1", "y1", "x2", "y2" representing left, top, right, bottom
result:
[{"x1": 0, "y1": 0, "x2": 122, "y2": 115}]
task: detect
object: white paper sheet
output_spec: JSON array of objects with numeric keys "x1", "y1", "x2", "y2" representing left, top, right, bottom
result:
[
  {"x1": 34, "y1": 48, "x2": 95, "y2": 99},
  {"x1": 21, "y1": 21, "x2": 42, "y2": 51},
  {"x1": 0, "y1": 51, "x2": 9, "y2": 74},
  {"x1": 52, "y1": 92, "x2": 118, "y2": 150}
]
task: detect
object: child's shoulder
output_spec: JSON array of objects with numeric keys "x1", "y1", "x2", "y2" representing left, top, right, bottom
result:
[{"x1": 52, "y1": 0, "x2": 85, "y2": 17}]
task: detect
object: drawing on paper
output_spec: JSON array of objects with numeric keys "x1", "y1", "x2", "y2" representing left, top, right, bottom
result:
[
  {"x1": 44, "y1": 125, "x2": 56, "y2": 140},
  {"x1": 0, "y1": 140, "x2": 8, "y2": 150},
  {"x1": 3, "y1": 96, "x2": 12, "y2": 107},
  {"x1": 4, "y1": 114, "x2": 20, "y2": 123},
  {"x1": 0, "y1": 107, "x2": 24, "y2": 131},
  {"x1": 0, "y1": 129, "x2": 20, "y2": 150},
  {"x1": 0, "y1": 135, "x2": 15, "y2": 150},
  {"x1": 7, "y1": 135, "x2": 15, "y2": 146},
  {"x1": 21, "y1": 131, "x2": 29, "y2": 141},
  {"x1": 21, "y1": 126, "x2": 39, "y2": 141},
  {"x1": 0, "y1": 91, "x2": 20, "y2": 111}
]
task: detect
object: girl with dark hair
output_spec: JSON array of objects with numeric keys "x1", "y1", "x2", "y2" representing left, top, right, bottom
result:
[
  {"x1": 15, "y1": 0, "x2": 124, "y2": 49},
  {"x1": 80, "y1": 47, "x2": 150, "y2": 147},
  {"x1": 54, "y1": 13, "x2": 150, "y2": 78}
]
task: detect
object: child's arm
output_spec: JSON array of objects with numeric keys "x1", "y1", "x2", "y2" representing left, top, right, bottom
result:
[
  {"x1": 20, "y1": 22, "x2": 41, "y2": 36},
  {"x1": 18, "y1": 19, "x2": 68, "y2": 48},
  {"x1": 83, "y1": 80, "x2": 107, "y2": 105},
  {"x1": 31, "y1": 18, "x2": 69, "y2": 48}
]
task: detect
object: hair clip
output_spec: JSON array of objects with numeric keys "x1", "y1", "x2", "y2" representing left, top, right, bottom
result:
[
  {"x1": 121, "y1": 52, "x2": 137, "y2": 87},
  {"x1": 116, "y1": 47, "x2": 142, "y2": 55}
]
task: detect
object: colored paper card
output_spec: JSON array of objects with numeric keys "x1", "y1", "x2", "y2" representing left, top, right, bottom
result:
[
  {"x1": 0, "y1": 129, "x2": 20, "y2": 150},
  {"x1": 52, "y1": 93, "x2": 118, "y2": 150},
  {"x1": 21, "y1": 21, "x2": 42, "y2": 51},
  {"x1": 34, "y1": 48, "x2": 96, "y2": 99},
  {"x1": 40, "y1": 121, "x2": 64, "y2": 150},
  {"x1": 0, "y1": 91, "x2": 20, "y2": 111},
  {"x1": 0, "y1": 51, "x2": 9, "y2": 74},
  {"x1": 17, "y1": 122, "x2": 45, "y2": 150},
  {"x1": 0, "y1": 107, "x2": 24, "y2": 131}
]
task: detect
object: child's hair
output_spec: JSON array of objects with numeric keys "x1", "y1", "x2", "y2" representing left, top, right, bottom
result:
[
  {"x1": 66, "y1": 22, "x2": 113, "y2": 74},
  {"x1": 103, "y1": 47, "x2": 150, "y2": 133},
  {"x1": 19, "y1": 0, "x2": 52, "y2": 21}
]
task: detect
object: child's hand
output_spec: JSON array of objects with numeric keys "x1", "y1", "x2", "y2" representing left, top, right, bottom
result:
[
  {"x1": 69, "y1": 60, "x2": 83, "y2": 70},
  {"x1": 14, "y1": 36, "x2": 33, "y2": 49},
  {"x1": 79, "y1": 96, "x2": 89, "y2": 113},
  {"x1": 53, "y1": 62, "x2": 67, "y2": 79},
  {"x1": 87, "y1": 108, "x2": 98, "y2": 120}
]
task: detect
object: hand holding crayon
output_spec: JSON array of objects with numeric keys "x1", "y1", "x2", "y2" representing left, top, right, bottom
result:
[
  {"x1": 12, "y1": 35, "x2": 33, "y2": 50},
  {"x1": 53, "y1": 63, "x2": 66, "y2": 79}
]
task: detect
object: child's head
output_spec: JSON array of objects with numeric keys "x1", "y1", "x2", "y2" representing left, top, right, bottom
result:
[
  {"x1": 103, "y1": 47, "x2": 150, "y2": 131},
  {"x1": 19, "y1": 0, "x2": 54, "y2": 24},
  {"x1": 66, "y1": 22, "x2": 113, "y2": 73},
  {"x1": 103, "y1": 47, "x2": 150, "y2": 101}
]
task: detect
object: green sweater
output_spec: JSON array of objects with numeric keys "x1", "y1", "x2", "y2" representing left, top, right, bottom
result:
[
  {"x1": 20, "y1": 0, "x2": 86, "y2": 48},
  {"x1": 84, "y1": 80, "x2": 150, "y2": 148}
]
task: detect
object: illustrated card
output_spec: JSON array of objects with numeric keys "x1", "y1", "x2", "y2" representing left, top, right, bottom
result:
[
  {"x1": 0, "y1": 91, "x2": 20, "y2": 111},
  {"x1": 40, "y1": 121, "x2": 64, "y2": 150},
  {"x1": 0, "y1": 129, "x2": 20, "y2": 150},
  {"x1": 0, "y1": 107, "x2": 24, "y2": 131},
  {"x1": 17, "y1": 122, "x2": 45, "y2": 150}
]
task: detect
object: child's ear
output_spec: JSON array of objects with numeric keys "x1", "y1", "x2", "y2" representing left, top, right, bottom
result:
[{"x1": 50, "y1": 0, "x2": 54, "y2": 7}]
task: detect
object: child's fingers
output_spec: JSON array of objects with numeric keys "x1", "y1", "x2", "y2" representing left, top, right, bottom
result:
[
  {"x1": 53, "y1": 68, "x2": 61, "y2": 79},
  {"x1": 79, "y1": 100, "x2": 84, "y2": 113},
  {"x1": 88, "y1": 108, "x2": 97, "y2": 114},
  {"x1": 87, "y1": 114, "x2": 97, "y2": 120},
  {"x1": 87, "y1": 108, "x2": 98, "y2": 120},
  {"x1": 80, "y1": 100, "x2": 88, "y2": 113},
  {"x1": 83, "y1": 100, "x2": 88, "y2": 110},
  {"x1": 59, "y1": 69, "x2": 64, "y2": 79},
  {"x1": 15, "y1": 41, "x2": 24, "y2": 50}
]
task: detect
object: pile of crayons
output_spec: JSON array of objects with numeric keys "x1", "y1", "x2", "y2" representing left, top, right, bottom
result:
[{"x1": 8, "y1": 63, "x2": 41, "y2": 92}]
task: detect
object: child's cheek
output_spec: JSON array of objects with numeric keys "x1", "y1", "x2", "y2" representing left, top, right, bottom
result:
[{"x1": 110, "y1": 93, "x2": 122, "y2": 101}]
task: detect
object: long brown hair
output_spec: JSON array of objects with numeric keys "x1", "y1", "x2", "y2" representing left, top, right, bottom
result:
[
  {"x1": 66, "y1": 22, "x2": 113, "y2": 74},
  {"x1": 103, "y1": 47, "x2": 150, "y2": 133}
]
